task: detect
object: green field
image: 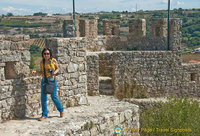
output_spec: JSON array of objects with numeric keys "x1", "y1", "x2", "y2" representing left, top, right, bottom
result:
[{"x1": 0, "y1": 19, "x2": 53, "y2": 27}]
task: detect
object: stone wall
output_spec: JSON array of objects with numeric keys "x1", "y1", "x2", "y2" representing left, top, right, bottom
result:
[
  {"x1": 129, "y1": 19, "x2": 146, "y2": 39},
  {"x1": 98, "y1": 52, "x2": 113, "y2": 77},
  {"x1": 79, "y1": 19, "x2": 98, "y2": 37},
  {"x1": 151, "y1": 18, "x2": 167, "y2": 37},
  {"x1": 103, "y1": 19, "x2": 120, "y2": 36},
  {"x1": 46, "y1": 37, "x2": 88, "y2": 107},
  {"x1": 63, "y1": 20, "x2": 80, "y2": 37},
  {"x1": 0, "y1": 35, "x2": 88, "y2": 122},
  {"x1": 83, "y1": 19, "x2": 181, "y2": 52},
  {"x1": 0, "y1": 35, "x2": 32, "y2": 121},
  {"x1": 83, "y1": 36, "x2": 124, "y2": 51},
  {"x1": 112, "y1": 51, "x2": 200, "y2": 98},
  {"x1": 86, "y1": 52, "x2": 99, "y2": 95}
]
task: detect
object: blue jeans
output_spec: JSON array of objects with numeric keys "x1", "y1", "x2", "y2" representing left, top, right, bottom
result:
[{"x1": 41, "y1": 77, "x2": 64, "y2": 118}]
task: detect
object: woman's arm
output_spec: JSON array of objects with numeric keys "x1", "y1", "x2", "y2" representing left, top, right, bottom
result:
[{"x1": 53, "y1": 58, "x2": 59, "y2": 75}]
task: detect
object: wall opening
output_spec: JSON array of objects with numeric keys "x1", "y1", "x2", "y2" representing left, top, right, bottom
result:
[
  {"x1": 111, "y1": 27, "x2": 115, "y2": 35},
  {"x1": 190, "y1": 73, "x2": 196, "y2": 81},
  {"x1": 155, "y1": 27, "x2": 160, "y2": 36},
  {"x1": 5, "y1": 62, "x2": 18, "y2": 79}
]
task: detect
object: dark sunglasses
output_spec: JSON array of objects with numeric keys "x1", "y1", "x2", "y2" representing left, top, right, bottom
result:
[{"x1": 43, "y1": 53, "x2": 50, "y2": 55}]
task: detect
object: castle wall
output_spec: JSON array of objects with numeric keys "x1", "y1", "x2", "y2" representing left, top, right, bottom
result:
[
  {"x1": 129, "y1": 19, "x2": 146, "y2": 39},
  {"x1": 98, "y1": 52, "x2": 113, "y2": 77},
  {"x1": 103, "y1": 20, "x2": 120, "y2": 36},
  {"x1": 0, "y1": 35, "x2": 88, "y2": 122},
  {"x1": 83, "y1": 19, "x2": 181, "y2": 52},
  {"x1": 79, "y1": 19, "x2": 98, "y2": 37},
  {"x1": 0, "y1": 35, "x2": 34, "y2": 121},
  {"x1": 63, "y1": 20, "x2": 80, "y2": 37},
  {"x1": 112, "y1": 51, "x2": 200, "y2": 98},
  {"x1": 86, "y1": 53, "x2": 99, "y2": 95},
  {"x1": 45, "y1": 38, "x2": 88, "y2": 107}
]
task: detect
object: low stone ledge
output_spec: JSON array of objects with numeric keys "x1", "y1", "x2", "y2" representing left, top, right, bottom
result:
[{"x1": 0, "y1": 96, "x2": 140, "y2": 136}]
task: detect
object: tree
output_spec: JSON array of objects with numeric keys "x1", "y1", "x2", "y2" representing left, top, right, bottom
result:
[
  {"x1": 6, "y1": 12, "x2": 13, "y2": 17},
  {"x1": 33, "y1": 12, "x2": 47, "y2": 16}
]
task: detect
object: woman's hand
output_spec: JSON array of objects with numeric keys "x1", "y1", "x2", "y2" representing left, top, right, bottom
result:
[{"x1": 30, "y1": 70, "x2": 36, "y2": 76}]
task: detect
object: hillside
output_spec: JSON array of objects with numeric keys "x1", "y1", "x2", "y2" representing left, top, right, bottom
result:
[
  {"x1": 94, "y1": 8, "x2": 200, "y2": 48},
  {"x1": 0, "y1": 9, "x2": 199, "y2": 49}
]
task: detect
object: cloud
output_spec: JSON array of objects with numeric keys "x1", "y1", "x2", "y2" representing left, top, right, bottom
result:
[
  {"x1": 2, "y1": 6, "x2": 37, "y2": 15},
  {"x1": 161, "y1": 0, "x2": 173, "y2": 4},
  {"x1": 2, "y1": 6, "x2": 15, "y2": 13},
  {"x1": 177, "y1": 1, "x2": 184, "y2": 6},
  {"x1": 0, "y1": 0, "x2": 198, "y2": 15}
]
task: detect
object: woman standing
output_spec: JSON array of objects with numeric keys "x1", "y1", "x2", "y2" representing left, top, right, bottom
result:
[{"x1": 31, "y1": 48, "x2": 64, "y2": 121}]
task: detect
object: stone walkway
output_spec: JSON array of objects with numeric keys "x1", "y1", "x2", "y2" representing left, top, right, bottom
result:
[{"x1": 0, "y1": 96, "x2": 139, "y2": 136}]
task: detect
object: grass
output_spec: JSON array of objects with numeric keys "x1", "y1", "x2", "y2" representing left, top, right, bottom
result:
[
  {"x1": 30, "y1": 53, "x2": 42, "y2": 72},
  {"x1": 140, "y1": 96, "x2": 200, "y2": 136},
  {"x1": 0, "y1": 19, "x2": 52, "y2": 27}
]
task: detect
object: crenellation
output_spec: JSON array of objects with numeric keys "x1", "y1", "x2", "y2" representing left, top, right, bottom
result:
[
  {"x1": 0, "y1": 35, "x2": 88, "y2": 122},
  {"x1": 63, "y1": 20, "x2": 80, "y2": 37},
  {"x1": 103, "y1": 19, "x2": 120, "y2": 36},
  {"x1": 80, "y1": 19, "x2": 98, "y2": 37},
  {"x1": 129, "y1": 19, "x2": 146, "y2": 39},
  {"x1": 151, "y1": 18, "x2": 168, "y2": 37}
]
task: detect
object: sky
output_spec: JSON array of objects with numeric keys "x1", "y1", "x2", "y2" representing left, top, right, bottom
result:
[{"x1": 0, "y1": 0, "x2": 199, "y2": 15}]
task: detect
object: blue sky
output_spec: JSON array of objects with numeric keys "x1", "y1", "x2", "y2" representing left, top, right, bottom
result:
[{"x1": 0, "y1": 0, "x2": 199, "y2": 15}]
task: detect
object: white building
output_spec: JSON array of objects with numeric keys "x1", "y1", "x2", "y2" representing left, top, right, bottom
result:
[{"x1": 194, "y1": 48, "x2": 200, "y2": 53}]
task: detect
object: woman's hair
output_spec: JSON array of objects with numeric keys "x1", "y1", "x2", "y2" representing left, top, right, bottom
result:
[{"x1": 42, "y1": 48, "x2": 53, "y2": 60}]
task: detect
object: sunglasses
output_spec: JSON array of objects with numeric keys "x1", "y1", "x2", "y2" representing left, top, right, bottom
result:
[{"x1": 43, "y1": 53, "x2": 50, "y2": 55}]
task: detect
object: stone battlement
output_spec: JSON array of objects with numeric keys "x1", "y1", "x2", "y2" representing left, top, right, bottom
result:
[
  {"x1": 63, "y1": 18, "x2": 181, "y2": 52},
  {"x1": 0, "y1": 35, "x2": 88, "y2": 122}
]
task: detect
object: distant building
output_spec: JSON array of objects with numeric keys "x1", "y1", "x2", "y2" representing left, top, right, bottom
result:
[
  {"x1": 189, "y1": 60, "x2": 200, "y2": 63},
  {"x1": 194, "y1": 48, "x2": 200, "y2": 53}
]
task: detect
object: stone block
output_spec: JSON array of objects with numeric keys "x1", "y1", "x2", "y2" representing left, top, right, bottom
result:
[
  {"x1": 21, "y1": 51, "x2": 30, "y2": 61},
  {"x1": 0, "y1": 41, "x2": 11, "y2": 50},
  {"x1": 64, "y1": 80, "x2": 72, "y2": 86},
  {"x1": 68, "y1": 62, "x2": 78, "y2": 72},
  {"x1": 79, "y1": 75, "x2": 87, "y2": 83}
]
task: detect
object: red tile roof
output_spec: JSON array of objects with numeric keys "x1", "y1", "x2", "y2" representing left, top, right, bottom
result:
[{"x1": 189, "y1": 60, "x2": 200, "y2": 63}]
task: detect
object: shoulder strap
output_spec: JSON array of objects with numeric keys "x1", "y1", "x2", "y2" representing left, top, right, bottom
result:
[{"x1": 43, "y1": 59, "x2": 48, "y2": 83}]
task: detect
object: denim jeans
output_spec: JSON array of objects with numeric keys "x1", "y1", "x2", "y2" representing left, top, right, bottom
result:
[{"x1": 41, "y1": 77, "x2": 64, "y2": 117}]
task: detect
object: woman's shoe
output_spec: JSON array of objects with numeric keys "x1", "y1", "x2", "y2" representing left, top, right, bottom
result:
[
  {"x1": 60, "y1": 112, "x2": 64, "y2": 117},
  {"x1": 39, "y1": 116, "x2": 46, "y2": 121}
]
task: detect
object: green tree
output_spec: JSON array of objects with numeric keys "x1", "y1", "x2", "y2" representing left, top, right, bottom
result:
[
  {"x1": 33, "y1": 12, "x2": 47, "y2": 16},
  {"x1": 6, "y1": 12, "x2": 13, "y2": 17},
  {"x1": 29, "y1": 44, "x2": 41, "y2": 54},
  {"x1": 29, "y1": 55, "x2": 35, "y2": 69}
]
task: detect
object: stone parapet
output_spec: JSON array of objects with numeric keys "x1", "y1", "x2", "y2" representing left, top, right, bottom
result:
[
  {"x1": 151, "y1": 18, "x2": 168, "y2": 37},
  {"x1": 86, "y1": 52, "x2": 99, "y2": 96},
  {"x1": 112, "y1": 51, "x2": 200, "y2": 98},
  {"x1": 63, "y1": 20, "x2": 80, "y2": 37},
  {"x1": 129, "y1": 19, "x2": 146, "y2": 39},
  {"x1": 103, "y1": 19, "x2": 120, "y2": 36},
  {"x1": 80, "y1": 19, "x2": 98, "y2": 37},
  {"x1": 0, "y1": 96, "x2": 140, "y2": 136},
  {"x1": 46, "y1": 37, "x2": 88, "y2": 108},
  {"x1": 0, "y1": 36, "x2": 88, "y2": 122}
]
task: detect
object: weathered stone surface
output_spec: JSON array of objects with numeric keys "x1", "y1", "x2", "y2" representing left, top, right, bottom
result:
[
  {"x1": 68, "y1": 62, "x2": 78, "y2": 73},
  {"x1": 86, "y1": 53, "x2": 99, "y2": 95},
  {"x1": 0, "y1": 96, "x2": 139, "y2": 136}
]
